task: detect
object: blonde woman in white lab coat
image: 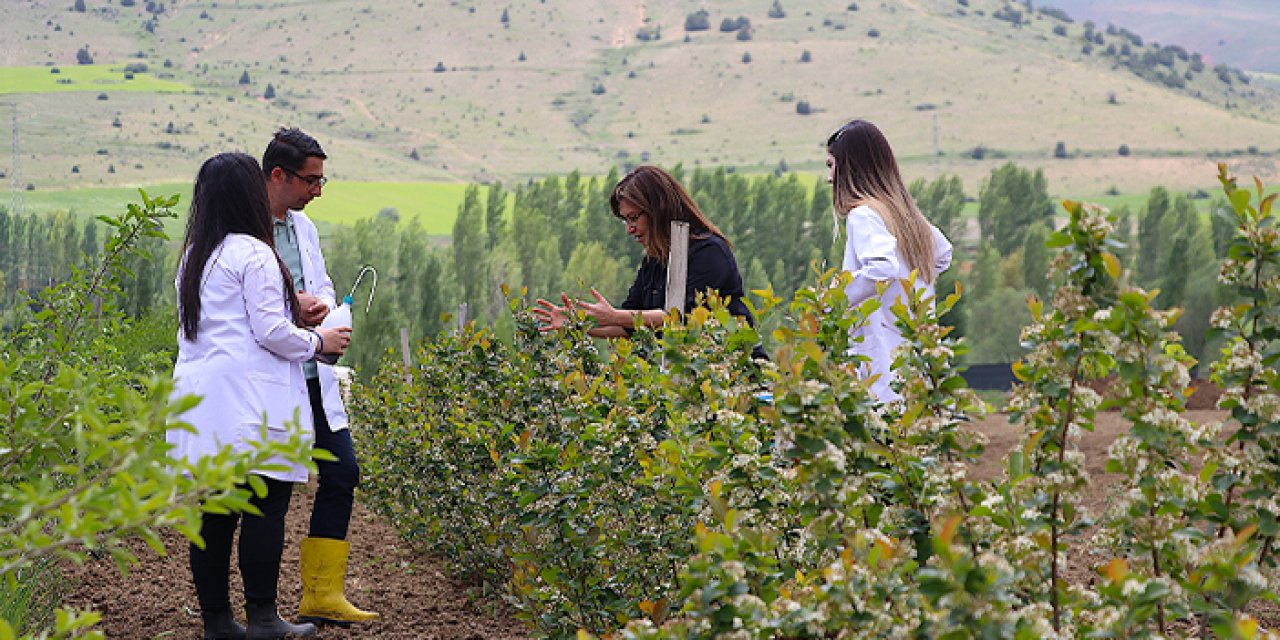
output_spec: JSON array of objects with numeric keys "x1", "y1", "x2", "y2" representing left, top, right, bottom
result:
[
  {"x1": 168, "y1": 152, "x2": 349, "y2": 639},
  {"x1": 826, "y1": 119, "x2": 953, "y2": 404}
]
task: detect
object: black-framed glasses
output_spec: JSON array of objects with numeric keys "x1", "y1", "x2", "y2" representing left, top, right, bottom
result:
[{"x1": 282, "y1": 167, "x2": 328, "y2": 188}]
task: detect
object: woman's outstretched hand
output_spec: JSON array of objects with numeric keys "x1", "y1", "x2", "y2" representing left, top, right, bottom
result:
[
  {"x1": 532, "y1": 293, "x2": 574, "y2": 332},
  {"x1": 573, "y1": 288, "x2": 624, "y2": 327}
]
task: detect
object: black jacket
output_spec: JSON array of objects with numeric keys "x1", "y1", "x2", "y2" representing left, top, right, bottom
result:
[{"x1": 620, "y1": 232, "x2": 766, "y2": 360}]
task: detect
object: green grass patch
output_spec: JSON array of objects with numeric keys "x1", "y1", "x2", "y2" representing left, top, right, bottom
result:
[
  {"x1": 303, "y1": 181, "x2": 477, "y2": 234},
  {"x1": 0, "y1": 64, "x2": 192, "y2": 95}
]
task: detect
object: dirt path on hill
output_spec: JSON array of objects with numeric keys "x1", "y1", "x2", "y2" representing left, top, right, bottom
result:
[{"x1": 63, "y1": 481, "x2": 528, "y2": 640}]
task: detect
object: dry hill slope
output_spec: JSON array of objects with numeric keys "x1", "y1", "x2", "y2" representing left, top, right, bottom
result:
[{"x1": 2, "y1": 0, "x2": 1277, "y2": 193}]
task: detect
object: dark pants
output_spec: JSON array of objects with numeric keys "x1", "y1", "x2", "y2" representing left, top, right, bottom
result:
[
  {"x1": 307, "y1": 377, "x2": 360, "y2": 540},
  {"x1": 190, "y1": 476, "x2": 293, "y2": 612}
]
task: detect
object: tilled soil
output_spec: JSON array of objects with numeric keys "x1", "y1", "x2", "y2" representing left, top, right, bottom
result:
[{"x1": 63, "y1": 481, "x2": 528, "y2": 639}]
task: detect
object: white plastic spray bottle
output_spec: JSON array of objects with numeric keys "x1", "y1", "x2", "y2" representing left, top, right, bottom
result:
[{"x1": 314, "y1": 266, "x2": 376, "y2": 365}]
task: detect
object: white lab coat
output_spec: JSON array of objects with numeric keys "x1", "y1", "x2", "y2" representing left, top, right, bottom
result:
[
  {"x1": 168, "y1": 234, "x2": 321, "y2": 483},
  {"x1": 842, "y1": 205, "x2": 953, "y2": 403},
  {"x1": 289, "y1": 210, "x2": 351, "y2": 432}
]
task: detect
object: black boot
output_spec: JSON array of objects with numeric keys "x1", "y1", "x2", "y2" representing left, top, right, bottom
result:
[
  {"x1": 201, "y1": 609, "x2": 247, "y2": 640},
  {"x1": 245, "y1": 602, "x2": 316, "y2": 639}
]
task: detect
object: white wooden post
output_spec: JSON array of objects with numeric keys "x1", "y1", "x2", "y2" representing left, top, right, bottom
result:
[
  {"x1": 456, "y1": 302, "x2": 468, "y2": 332},
  {"x1": 399, "y1": 327, "x2": 412, "y2": 383},
  {"x1": 665, "y1": 221, "x2": 690, "y2": 314},
  {"x1": 399, "y1": 327, "x2": 412, "y2": 368}
]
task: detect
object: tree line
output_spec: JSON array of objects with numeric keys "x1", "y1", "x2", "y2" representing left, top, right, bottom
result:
[{"x1": 0, "y1": 163, "x2": 1239, "y2": 377}]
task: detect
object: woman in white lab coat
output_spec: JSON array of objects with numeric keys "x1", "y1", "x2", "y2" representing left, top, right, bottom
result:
[
  {"x1": 168, "y1": 152, "x2": 349, "y2": 639},
  {"x1": 825, "y1": 119, "x2": 953, "y2": 404}
]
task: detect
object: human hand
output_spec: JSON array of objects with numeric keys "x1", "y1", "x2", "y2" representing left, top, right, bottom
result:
[
  {"x1": 574, "y1": 288, "x2": 624, "y2": 327},
  {"x1": 532, "y1": 294, "x2": 573, "y2": 331},
  {"x1": 317, "y1": 326, "x2": 351, "y2": 355},
  {"x1": 297, "y1": 291, "x2": 330, "y2": 326}
]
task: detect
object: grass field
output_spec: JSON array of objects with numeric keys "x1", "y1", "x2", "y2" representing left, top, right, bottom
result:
[
  {"x1": 303, "y1": 181, "x2": 478, "y2": 234},
  {"x1": 0, "y1": 64, "x2": 192, "y2": 95}
]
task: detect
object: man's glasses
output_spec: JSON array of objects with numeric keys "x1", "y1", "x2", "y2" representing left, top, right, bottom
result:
[{"x1": 282, "y1": 167, "x2": 328, "y2": 188}]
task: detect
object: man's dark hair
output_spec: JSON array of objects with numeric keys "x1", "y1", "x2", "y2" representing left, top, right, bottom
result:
[{"x1": 262, "y1": 127, "x2": 327, "y2": 175}]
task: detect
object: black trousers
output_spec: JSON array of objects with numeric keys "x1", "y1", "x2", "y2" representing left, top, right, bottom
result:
[
  {"x1": 307, "y1": 377, "x2": 360, "y2": 540},
  {"x1": 190, "y1": 476, "x2": 293, "y2": 612}
]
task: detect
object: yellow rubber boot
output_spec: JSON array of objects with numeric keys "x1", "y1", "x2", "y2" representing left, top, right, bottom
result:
[{"x1": 297, "y1": 537, "x2": 380, "y2": 626}]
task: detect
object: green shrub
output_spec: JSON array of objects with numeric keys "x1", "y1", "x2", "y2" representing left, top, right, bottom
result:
[
  {"x1": 0, "y1": 192, "x2": 320, "y2": 639},
  {"x1": 354, "y1": 168, "x2": 1280, "y2": 638}
]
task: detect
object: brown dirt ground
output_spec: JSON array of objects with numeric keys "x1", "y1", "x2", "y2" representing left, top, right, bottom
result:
[
  {"x1": 69, "y1": 405, "x2": 1275, "y2": 637},
  {"x1": 62, "y1": 480, "x2": 529, "y2": 640}
]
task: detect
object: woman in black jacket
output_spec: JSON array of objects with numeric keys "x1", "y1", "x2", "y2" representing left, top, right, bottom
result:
[{"x1": 534, "y1": 165, "x2": 761, "y2": 357}]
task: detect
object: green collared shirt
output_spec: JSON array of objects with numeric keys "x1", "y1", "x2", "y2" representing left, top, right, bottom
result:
[{"x1": 273, "y1": 212, "x2": 319, "y2": 380}]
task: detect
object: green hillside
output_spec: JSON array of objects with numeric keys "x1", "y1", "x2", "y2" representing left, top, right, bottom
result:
[{"x1": 2, "y1": 0, "x2": 1278, "y2": 212}]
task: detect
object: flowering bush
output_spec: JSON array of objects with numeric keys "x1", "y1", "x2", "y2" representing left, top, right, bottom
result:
[{"x1": 353, "y1": 168, "x2": 1280, "y2": 639}]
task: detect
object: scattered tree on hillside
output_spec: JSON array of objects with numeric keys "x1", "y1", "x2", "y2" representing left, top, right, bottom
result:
[
  {"x1": 719, "y1": 16, "x2": 750, "y2": 32},
  {"x1": 238, "y1": 69, "x2": 250, "y2": 84},
  {"x1": 992, "y1": 6, "x2": 1023, "y2": 26},
  {"x1": 1118, "y1": 144, "x2": 1130, "y2": 156},
  {"x1": 73, "y1": 0, "x2": 86, "y2": 12},
  {"x1": 76, "y1": 46, "x2": 93, "y2": 65},
  {"x1": 1053, "y1": 141, "x2": 1068, "y2": 158},
  {"x1": 263, "y1": 83, "x2": 275, "y2": 99},
  {"x1": 799, "y1": 49, "x2": 811, "y2": 62},
  {"x1": 635, "y1": 25, "x2": 661, "y2": 41},
  {"x1": 684, "y1": 10, "x2": 710, "y2": 32},
  {"x1": 434, "y1": 61, "x2": 446, "y2": 73},
  {"x1": 741, "y1": 52, "x2": 752, "y2": 64},
  {"x1": 768, "y1": 0, "x2": 785, "y2": 19},
  {"x1": 1038, "y1": 5, "x2": 1072, "y2": 22},
  {"x1": 500, "y1": 7, "x2": 509, "y2": 24},
  {"x1": 795, "y1": 100, "x2": 811, "y2": 115}
]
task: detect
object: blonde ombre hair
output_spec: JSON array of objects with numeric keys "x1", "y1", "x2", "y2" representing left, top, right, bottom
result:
[{"x1": 827, "y1": 119, "x2": 938, "y2": 284}]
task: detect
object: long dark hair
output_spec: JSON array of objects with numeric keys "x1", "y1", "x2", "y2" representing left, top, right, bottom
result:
[
  {"x1": 827, "y1": 119, "x2": 938, "y2": 284},
  {"x1": 609, "y1": 165, "x2": 728, "y2": 260},
  {"x1": 178, "y1": 152, "x2": 301, "y2": 340}
]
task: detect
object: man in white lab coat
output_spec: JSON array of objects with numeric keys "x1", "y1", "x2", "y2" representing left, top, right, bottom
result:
[{"x1": 262, "y1": 128, "x2": 379, "y2": 626}]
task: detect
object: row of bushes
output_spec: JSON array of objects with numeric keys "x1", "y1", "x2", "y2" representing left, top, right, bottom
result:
[{"x1": 352, "y1": 166, "x2": 1280, "y2": 638}]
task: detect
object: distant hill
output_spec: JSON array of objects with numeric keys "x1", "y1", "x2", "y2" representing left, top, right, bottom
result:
[
  {"x1": 2, "y1": 0, "x2": 1278, "y2": 199},
  {"x1": 1046, "y1": 0, "x2": 1280, "y2": 73}
]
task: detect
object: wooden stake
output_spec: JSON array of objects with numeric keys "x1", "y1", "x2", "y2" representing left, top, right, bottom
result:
[{"x1": 665, "y1": 221, "x2": 690, "y2": 314}]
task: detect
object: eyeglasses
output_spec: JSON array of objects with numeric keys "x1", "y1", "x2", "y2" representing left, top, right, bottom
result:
[
  {"x1": 282, "y1": 167, "x2": 328, "y2": 189},
  {"x1": 620, "y1": 212, "x2": 644, "y2": 227}
]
